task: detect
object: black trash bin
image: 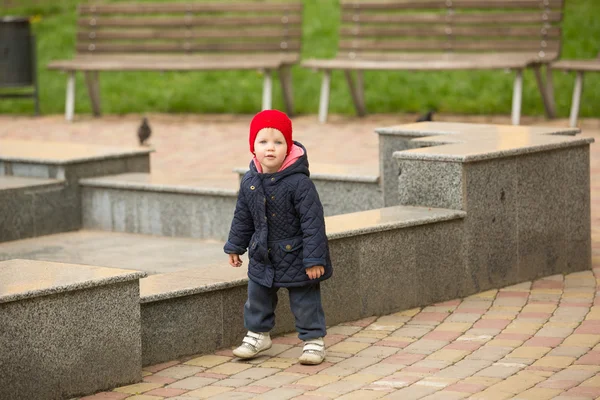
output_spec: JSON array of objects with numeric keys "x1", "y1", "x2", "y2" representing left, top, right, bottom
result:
[{"x1": 0, "y1": 16, "x2": 40, "y2": 115}]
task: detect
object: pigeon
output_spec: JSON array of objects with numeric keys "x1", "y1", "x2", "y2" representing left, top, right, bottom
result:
[
  {"x1": 416, "y1": 110, "x2": 434, "y2": 122},
  {"x1": 137, "y1": 117, "x2": 152, "y2": 146}
]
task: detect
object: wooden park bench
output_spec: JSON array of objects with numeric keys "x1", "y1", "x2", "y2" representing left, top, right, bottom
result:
[
  {"x1": 48, "y1": 1, "x2": 302, "y2": 121},
  {"x1": 551, "y1": 51, "x2": 600, "y2": 127},
  {"x1": 302, "y1": 0, "x2": 564, "y2": 124}
]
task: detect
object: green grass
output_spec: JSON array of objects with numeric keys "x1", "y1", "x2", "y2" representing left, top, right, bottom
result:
[{"x1": 1, "y1": 0, "x2": 599, "y2": 117}]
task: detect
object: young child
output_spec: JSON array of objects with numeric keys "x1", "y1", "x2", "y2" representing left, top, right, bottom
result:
[{"x1": 224, "y1": 109, "x2": 333, "y2": 365}]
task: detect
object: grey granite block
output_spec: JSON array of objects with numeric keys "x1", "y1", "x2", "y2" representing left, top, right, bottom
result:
[
  {"x1": 414, "y1": 220, "x2": 467, "y2": 305},
  {"x1": 561, "y1": 146, "x2": 591, "y2": 274},
  {"x1": 82, "y1": 186, "x2": 236, "y2": 241},
  {"x1": 0, "y1": 178, "x2": 74, "y2": 243},
  {"x1": 462, "y1": 157, "x2": 519, "y2": 292},
  {"x1": 377, "y1": 132, "x2": 440, "y2": 207},
  {"x1": 322, "y1": 236, "x2": 362, "y2": 325},
  {"x1": 0, "y1": 260, "x2": 145, "y2": 400},
  {"x1": 357, "y1": 229, "x2": 417, "y2": 316},
  {"x1": 141, "y1": 290, "x2": 223, "y2": 366},
  {"x1": 395, "y1": 159, "x2": 463, "y2": 210},
  {"x1": 516, "y1": 149, "x2": 567, "y2": 281},
  {"x1": 221, "y1": 285, "x2": 249, "y2": 348},
  {"x1": 313, "y1": 179, "x2": 383, "y2": 216}
]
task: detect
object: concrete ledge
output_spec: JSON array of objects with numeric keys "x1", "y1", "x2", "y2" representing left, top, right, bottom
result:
[
  {"x1": 80, "y1": 173, "x2": 237, "y2": 241},
  {"x1": 0, "y1": 259, "x2": 146, "y2": 400},
  {"x1": 0, "y1": 176, "x2": 73, "y2": 242}
]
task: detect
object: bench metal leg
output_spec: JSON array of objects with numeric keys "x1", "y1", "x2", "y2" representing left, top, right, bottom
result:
[
  {"x1": 84, "y1": 71, "x2": 102, "y2": 117},
  {"x1": 65, "y1": 71, "x2": 76, "y2": 122},
  {"x1": 262, "y1": 69, "x2": 273, "y2": 110},
  {"x1": 533, "y1": 64, "x2": 557, "y2": 119},
  {"x1": 511, "y1": 69, "x2": 523, "y2": 125},
  {"x1": 278, "y1": 65, "x2": 294, "y2": 117},
  {"x1": 569, "y1": 71, "x2": 584, "y2": 128},
  {"x1": 344, "y1": 70, "x2": 367, "y2": 117},
  {"x1": 318, "y1": 70, "x2": 331, "y2": 123}
]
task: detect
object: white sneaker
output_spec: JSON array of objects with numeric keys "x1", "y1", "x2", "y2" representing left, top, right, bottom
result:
[
  {"x1": 233, "y1": 331, "x2": 272, "y2": 359},
  {"x1": 299, "y1": 337, "x2": 326, "y2": 365}
]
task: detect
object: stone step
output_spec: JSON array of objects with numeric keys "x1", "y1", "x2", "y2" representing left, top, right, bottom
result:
[
  {"x1": 0, "y1": 259, "x2": 146, "y2": 400},
  {"x1": 0, "y1": 204, "x2": 467, "y2": 366},
  {"x1": 0, "y1": 176, "x2": 70, "y2": 242},
  {"x1": 80, "y1": 167, "x2": 382, "y2": 241}
]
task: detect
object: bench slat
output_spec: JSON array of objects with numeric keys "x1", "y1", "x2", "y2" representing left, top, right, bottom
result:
[
  {"x1": 340, "y1": 39, "x2": 559, "y2": 53},
  {"x1": 78, "y1": 15, "x2": 302, "y2": 28},
  {"x1": 79, "y1": 2, "x2": 302, "y2": 14},
  {"x1": 340, "y1": 26, "x2": 561, "y2": 39},
  {"x1": 76, "y1": 41, "x2": 301, "y2": 54},
  {"x1": 341, "y1": 12, "x2": 562, "y2": 24},
  {"x1": 77, "y1": 28, "x2": 302, "y2": 41},
  {"x1": 341, "y1": 0, "x2": 563, "y2": 10}
]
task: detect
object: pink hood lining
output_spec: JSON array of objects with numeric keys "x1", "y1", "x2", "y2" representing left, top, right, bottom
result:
[{"x1": 252, "y1": 144, "x2": 304, "y2": 174}]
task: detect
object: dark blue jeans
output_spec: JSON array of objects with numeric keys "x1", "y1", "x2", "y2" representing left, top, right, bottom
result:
[{"x1": 244, "y1": 279, "x2": 326, "y2": 340}]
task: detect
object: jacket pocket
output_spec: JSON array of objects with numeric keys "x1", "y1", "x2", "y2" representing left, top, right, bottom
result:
[{"x1": 278, "y1": 236, "x2": 303, "y2": 253}]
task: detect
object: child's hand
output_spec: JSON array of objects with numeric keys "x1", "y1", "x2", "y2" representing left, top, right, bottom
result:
[
  {"x1": 229, "y1": 254, "x2": 243, "y2": 268},
  {"x1": 306, "y1": 265, "x2": 325, "y2": 280}
]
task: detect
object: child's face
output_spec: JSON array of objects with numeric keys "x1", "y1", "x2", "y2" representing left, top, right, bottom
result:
[{"x1": 254, "y1": 127, "x2": 287, "y2": 173}]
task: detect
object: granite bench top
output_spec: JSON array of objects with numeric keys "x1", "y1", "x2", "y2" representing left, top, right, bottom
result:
[
  {"x1": 0, "y1": 139, "x2": 152, "y2": 165},
  {"x1": 140, "y1": 266, "x2": 248, "y2": 303},
  {"x1": 80, "y1": 172, "x2": 238, "y2": 196},
  {"x1": 140, "y1": 205, "x2": 465, "y2": 302},
  {"x1": 325, "y1": 205, "x2": 466, "y2": 240},
  {"x1": 376, "y1": 122, "x2": 593, "y2": 163},
  {"x1": 0, "y1": 259, "x2": 147, "y2": 304},
  {"x1": 0, "y1": 176, "x2": 64, "y2": 191}
]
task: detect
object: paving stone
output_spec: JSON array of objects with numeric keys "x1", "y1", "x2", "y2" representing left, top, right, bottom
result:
[
  {"x1": 486, "y1": 374, "x2": 545, "y2": 393},
  {"x1": 259, "y1": 357, "x2": 298, "y2": 369},
  {"x1": 253, "y1": 372, "x2": 305, "y2": 388},
  {"x1": 185, "y1": 355, "x2": 232, "y2": 368},
  {"x1": 277, "y1": 346, "x2": 304, "y2": 359},
  {"x1": 144, "y1": 388, "x2": 188, "y2": 397},
  {"x1": 468, "y1": 389, "x2": 514, "y2": 399},
  {"x1": 382, "y1": 384, "x2": 440, "y2": 399},
  {"x1": 215, "y1": 378, "x2": 255, "y2": 387},
  {"x1": 426, "y1": 349, "x2": 469, "y2": 363},
  {"x1": 318, "y1": 356, "x2": 380, "y2": 377},
  {"x1": 353, "y1": 330, "x2": 390, "y2": 339},
  {"x1": 395, "y1": 308, "x2": 422, "y2": 317},
  {"x1": 342, "y1": 316, "x2": 378, "y2": 327},
  {"x1": 548, "y1": 346, "x2": 590, "y2": 358},
  {"x1": 341, "y1": 373, "x2": 382, "y2": 384},
  {"x1": 123, "y1": 395, "x2": 165, "y2": 400},
  {"x1": 294, "y1": 374, "x2": 340, "y2": 387},
  {"x1": 113, "y1": 383, "x2": 164, "y2": 394},
  {"x1": 475, "y1": 364, "x2": 525, "y2": 379},
  {"x1": 443, "y1": 341, "x2": 483, "y2": 352},
  {"x1": 536, "y1": 379, "x2": 581, "y2": 389},
  {"x1": 336, "y1": 390, "x2": 388, "y2": 399},
  {"x1": 314, "y1": 381, "x2": 366, "y2": 396},
  {"x1": 356, "y1": 346, "x2": 399, "y2": 359},
  {"x1": 155, "y1": 365, "x2": 205, "y2": 379},
  {"x1": 509, "y1": 346, "x2": 552, "y2": 359},
  {"x1": 435, "y1": 322, "x2": 473, "y2": 332},
  {"x1": 421, "y1": 391, "x2": 469, "y2": 400},
  {"x1": 381, "y1": 352, "x2": 426, "y2": 366},
  {"x1": 166, "y1": 377, "x2": 218, "y2": 390},
  {"x1": 575, "y1": 350, "x2": 600, "y2": 365},
  {"x1": 205, "y1": 362, "x2": 253, "y2": 376},
  {"x1": 512, "y1": 387, "x2": 563, "y2": 399},
  {"x1": 327, "y1": 341, "x2": 371, "y2": 354},
  {"x1": 207, "y1": 391, "x2": 257, "y2": 400},
  {"x1": 531, "y1": 356, "x2": 576, "y2": 369},
  {"x1": 359, "y1": 362, "x2": 405, "y2": 376},
  {"x1": 234, "y1": 385, "x2": 273, "y2": 394},
  {"x1": 285, "y1": 362, "x2": 334, "y2": 375},
  {"x1": 562, "y1": 334, "x2": 600, "y2": 347},
  {"x1": 346, "y1": 337, "x2": 380, "y2": 344},
  {"x1": 485, "y1": 339, "x2": 524, "y2": 348},
  {"x1": 80, "y1": 393, "x2": 129, "y2": 400},
  {"x1": 466, "y1": 346, "x2": 513, "y2": 362},
  {"x1": 445, "y1": 314, "x2": 481, "y2": 323},
  {"x1": 143, "y1": 375, "x2": 177, "y2": 385},
  {"x1": 143, "y1": 361, "x2": 180, "y2": 374},
  {"x1": 444, "y1": 382, "x2": 488, "y2": 393},
  {"x1": 404, "y1": 340, "x2": 449, "y2": 355}
]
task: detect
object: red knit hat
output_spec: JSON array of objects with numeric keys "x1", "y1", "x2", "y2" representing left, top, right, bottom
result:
[{"x1": 249, "y1": 109, "x2": 293, "y2": 155}]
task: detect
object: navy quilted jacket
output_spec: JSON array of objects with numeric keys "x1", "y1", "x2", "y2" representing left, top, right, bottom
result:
[{"x1": 224, "y1": 141, "x2": 333, "y2": 288}]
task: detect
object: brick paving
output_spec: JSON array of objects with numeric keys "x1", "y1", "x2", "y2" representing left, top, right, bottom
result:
[{"x1": 1, "y1": 113, "x2": 600, "y2": 399}]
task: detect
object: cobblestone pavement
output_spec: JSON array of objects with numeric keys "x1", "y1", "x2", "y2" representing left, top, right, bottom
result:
[{"x1": 2, "y1": 114, "x2": 600, "y2": 399}]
